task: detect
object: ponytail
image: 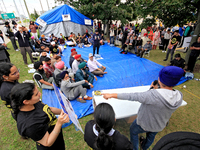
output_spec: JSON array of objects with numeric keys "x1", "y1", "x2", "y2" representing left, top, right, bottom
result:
[
  {"x1": 10, "y1": 83, "x2": 35, "y2": 120},
  {"x1": 93, "y1": 103, "x2": 115, "y2": 150},
  {"x1": 94, "y1": 124, "x2": 114, "y2": 150}
]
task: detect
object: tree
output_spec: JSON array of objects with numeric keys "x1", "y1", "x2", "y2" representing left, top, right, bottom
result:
[
  {"x1": 134, "y1": 0, "x2": 200, "y2": 64},
  {"x1": 30, "y1": 9, "x2": 40, "y2": 21},
  {"x1": 55, "y1": 0, "x2": 135, "y2": 37},
  {"x1": 140, "y1": 17, "x2": 156, "y2": 29}
]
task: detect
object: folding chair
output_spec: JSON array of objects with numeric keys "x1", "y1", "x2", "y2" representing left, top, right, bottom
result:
[{"x1": 143, "y1": 50, "x2": 150, "y2": 57}]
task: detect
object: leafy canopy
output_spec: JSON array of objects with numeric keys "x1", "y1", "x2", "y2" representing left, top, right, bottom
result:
[{"x1": 55, "y1": 0, "x2": 134, "y2": 24}]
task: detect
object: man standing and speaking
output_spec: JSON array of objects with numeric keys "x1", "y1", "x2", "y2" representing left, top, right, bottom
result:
[
  {"x1": 93, "y1": 29, "x2": 101, "y2": 56},
  {"x1": 102, "y1": 66, "x2": 184, "y2": 150}
]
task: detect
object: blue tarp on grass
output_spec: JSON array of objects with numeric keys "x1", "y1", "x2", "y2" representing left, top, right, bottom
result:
[{"x1": 42, "y1": 44, "x2": 187, "y2": 127}]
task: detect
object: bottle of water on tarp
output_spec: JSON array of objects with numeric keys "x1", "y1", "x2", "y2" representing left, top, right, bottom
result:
[{"x1": 74, "y1": 124, "x2": 79, "y2": 131}]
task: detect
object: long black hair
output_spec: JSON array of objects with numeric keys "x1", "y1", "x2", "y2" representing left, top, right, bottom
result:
[
  {"x1": 10, "y1": 83, "x2": 35, "y2": 120},
  {"x1": 94, "y1": 103, "x2": 115, "y2": 150},
  {"x1": 0, "y1": 62, "x2": 14, "y2": 87}
]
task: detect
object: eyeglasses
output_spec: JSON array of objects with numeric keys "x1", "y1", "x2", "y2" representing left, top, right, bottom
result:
[{"x1": 11, "y1": 69, "x2": 20, "y2": 76}]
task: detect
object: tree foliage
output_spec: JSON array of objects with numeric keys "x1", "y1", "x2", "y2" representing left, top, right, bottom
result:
[
  {"x1": 55, "y1": 0, "x2": 134, "y2": 25},
  {"x1": 134, "y1": 0, "x2": 199, "y2": 27},
  {"x1": 30, "y1": 9, "x2": 40, "y2": 21},
  {"x1": 140, "y1": 18, "x2": 156, "y2": 29}
]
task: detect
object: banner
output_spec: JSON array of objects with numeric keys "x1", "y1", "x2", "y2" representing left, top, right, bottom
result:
[
  {"x1": 36, "y1": 18, "x2": 47, "y2": 27},
  {"x1": 53, "y1": 83, "x2": 84, "y2": 134}
]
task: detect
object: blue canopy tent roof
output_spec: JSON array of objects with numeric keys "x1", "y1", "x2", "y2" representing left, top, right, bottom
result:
[{"x1": 36, "y1": 4, "x2": 93, "y2": 37}]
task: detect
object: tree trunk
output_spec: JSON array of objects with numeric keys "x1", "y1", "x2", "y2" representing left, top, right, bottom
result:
[
  {"x1": 106, "y1": 20, "x2": 111, "y2": 39},
  {"x1": 185, "y1": 7, "x2": 200, "y2": 64}
]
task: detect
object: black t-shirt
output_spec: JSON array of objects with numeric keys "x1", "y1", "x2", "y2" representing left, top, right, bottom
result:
[
  {"x1": 170, "y1": 58, "x2": 185, "y2": 69},
  {"x1": 49, "y1": 45, "x2": 58, "y2": 54},
  {"x1": 39, "y1": 56, "x2": 47, "y2": 63},
  {"x1": 136, "y1": 39, "x2": 143, "y2": 46},
  {"x1": 170, "y1": 35, "x2": 181, "y2": 49},
  {"x1": 84, "y1": 120, "x2": 133, "y2": 150},
  {"x1": 35, "y1": 74, "x2": 42, "y2": 81},
  {"x1": 17, "y1": 101, "x2": 65, "y2": 150},
  {"x1": 0, "y1": 81, "x2": 19, "y2": 109},
  {"x1": 190, "y1": 42, "x2": 200, "y2": 56}
]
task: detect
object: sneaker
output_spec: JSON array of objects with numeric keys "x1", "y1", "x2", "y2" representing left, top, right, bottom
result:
[
  {"x1": 165, "y1": 51, "x2": 166, "y2": 53},
  {"x1": 16, "y1": 49, "x2": 19, "y2": 51},
  {"x1": 84, "y1": 96, "x2": 92, "y2": 100},
  {"x1": 162, "y1": 51, "x2": 164, "y2": 53},
  {"x1": 77, "y1": 98, "x2": 86, "y2": 103},
  {"x1": 163, "y1": 59, "x2": 167, "y2": 61}
]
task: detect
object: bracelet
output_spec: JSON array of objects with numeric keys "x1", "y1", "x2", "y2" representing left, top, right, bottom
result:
[{"x1": 53, "y1": 131, "x2": 60, "y2": 135}]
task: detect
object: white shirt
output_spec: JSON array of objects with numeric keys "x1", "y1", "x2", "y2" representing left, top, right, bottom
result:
[
  {"x1": 141, "y1": 37, "x2": 150, "y2": 47},
  {"x1": 88, "y1": 58, "x2": 102, "y2": 72},
  {"x1": 0, "y1": 37, "x2": 4, "y2": 44},
  {"x1": 110, "y1": 29, "x2": 115, "y2": 36},
  {"x1": 72, "y1": 59, "x2": 80, "y2": 74},
  {"x1": 164, "y1": 32, "x2": 171, "y2": 40}
]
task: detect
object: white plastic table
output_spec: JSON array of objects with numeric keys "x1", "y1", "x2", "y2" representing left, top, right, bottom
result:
[{"x1": 92, "y1": 85, "x2": 187, "y2": 119}]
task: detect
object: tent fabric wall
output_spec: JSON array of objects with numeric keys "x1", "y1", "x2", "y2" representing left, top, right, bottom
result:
[
  {"x1": 36, "y1": 4, "x2": 93, "y2": 37},
  {"x1": 39, "y1": 21, "x2": 93, "y2": 38}
]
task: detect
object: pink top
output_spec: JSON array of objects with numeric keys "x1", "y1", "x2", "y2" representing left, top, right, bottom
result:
[{"x1": 29, "y1": 24, "x2": 38, "y2": 33}]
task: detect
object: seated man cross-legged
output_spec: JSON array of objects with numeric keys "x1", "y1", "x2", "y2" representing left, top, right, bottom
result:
[
  {"x1": 60, "y1": 71, "x2": 92, "y2": 103},
  {"x1": 75, "y1": 62, "x2": 97, "y2": 89},
  {"x1": 87, "y1": 53, "x2": 107, "y2": 77}
]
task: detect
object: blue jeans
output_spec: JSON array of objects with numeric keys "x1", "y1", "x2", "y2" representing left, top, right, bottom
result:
[
  {"x1": 110, "y1": 36, "x2": 114, "y2": 44},
  {"x1": 130, "y1": 119, "x2": 158, "y2": 150}
]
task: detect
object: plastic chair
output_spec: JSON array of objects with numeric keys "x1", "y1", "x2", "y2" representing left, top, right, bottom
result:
[{"x1": 143, "y1": 50, "x2": 150, "y2": 57}]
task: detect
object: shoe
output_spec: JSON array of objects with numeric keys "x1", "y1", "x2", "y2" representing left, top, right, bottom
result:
[
  {"x1": 16, "y1": 49, "x2": 19, "y2": 51},
  {"x1": 120, "y1": 51, "x2": 124, "y2": 54},
  {"x1": 163, "y1": 59, "x2": 167, "y2": 61},
  {"x1": 124, "y1": 52, "x2": 127, "y2": 54},
  {"x1": 139, "y1": 136, "x2": 145, "y2": 149},
  {"x1": 77, "y1": 98, "x2": 86, "y2": 103},
  {"x1": 83, "y1": 96, "x2": 92, "y2": 100},
  {"x1": 165, "y1": 51, "x2": 166, "y2": 53},
  {"x1": 162, "y1": 51, "x2": 164, "y2": 53}
]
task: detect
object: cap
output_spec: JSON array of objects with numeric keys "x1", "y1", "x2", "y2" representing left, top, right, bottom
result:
[
  {"x1": 51, "y1": 41, "x2": 55, "y2": 45},
  {"x1": 89, "y1": 53, "x2": 93, "y2": 57}
]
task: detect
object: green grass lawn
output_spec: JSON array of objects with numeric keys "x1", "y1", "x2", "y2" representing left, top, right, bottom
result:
[{"x1": 0, "y1": 42, "x2": 200, "y2": 150}]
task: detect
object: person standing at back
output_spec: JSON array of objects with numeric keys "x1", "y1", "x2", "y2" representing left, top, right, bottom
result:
[
  {"x1": 3, "y1": 21, "x2": 19, "y2": 51},
  {"x1": 15, "y1": 27, "x2": 34, "y2": 65},
  {"x1": 29, "y1": 21, "x2": 38, "y2": 40},
  {"x1": 93, "y1": 30, "x2": 101, "y2": 56}
]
